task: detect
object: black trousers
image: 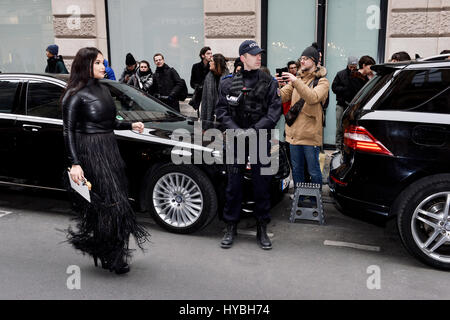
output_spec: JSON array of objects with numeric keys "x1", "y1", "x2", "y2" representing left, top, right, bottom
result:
[{"x1": 223, "y1": 135, "x2": 272, "y2": 224}]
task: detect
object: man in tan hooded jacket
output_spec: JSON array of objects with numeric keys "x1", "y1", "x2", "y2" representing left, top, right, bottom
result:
[{"x1": 278, "y1": 43, "x2": 329, "y2": 189}]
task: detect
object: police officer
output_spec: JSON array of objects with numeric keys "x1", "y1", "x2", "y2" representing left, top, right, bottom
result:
[{"x1": 216, "y1": 40, "x2": 282, "y2": 250}]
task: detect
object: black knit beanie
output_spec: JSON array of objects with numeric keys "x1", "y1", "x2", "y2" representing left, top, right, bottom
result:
[
  {"x1": 301, "y1": 42, "x2": 320, "y2": 65},
  {"x1": 126, "y1": 53, "x2": 137, "y2": 66}
]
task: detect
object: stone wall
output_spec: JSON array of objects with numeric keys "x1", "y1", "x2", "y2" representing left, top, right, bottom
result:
[
  {"x1": 386, "y1": 0, "x2": 450, "y2": 60},
  {"x1": 51, "y1": 0, "x2": 108, "y2": 70},
  {"x1": 204, "y1": 0, "x2": 260, "y2": 64}
]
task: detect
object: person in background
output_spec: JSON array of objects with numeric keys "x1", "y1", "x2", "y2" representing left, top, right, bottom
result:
[
  {"x1": 127, "y1": 60, "x2": 153, "y2": 94},
  {"x1": 356, "y1": 55, "x2": 376, "y2": 81},
  {"x1": 103, "y1": 59, "x2": 116, "y2": 80},
  {"x1": 233, "y1": 59, "x2": 244, "y2": 75},
  {"x1": 287, "y1": 61, "x2": 298, "y2": 76},
  {"x1": 331, "y1": 56, "x2": 359, "y2": 151},
  {"x1": 45, "y1": 44, "x2": 69, "y2": 74},
  {"x1": 62, "y1": 47, "x2": 149, "y2": 275},
  {"x1": 390, "y1": 51, "x2": 411, "y2": 63},
  {"x1": 200, "y1": 53, "x2": 229, "y2": 122},
  {"x1": 149, "y1": 53, "x2": 184, "y2": 112},
  {"x1": 119, "y1": 53, "x2": 139, "y2": 83},
  {"x1": 189, "y1": 47, "x2": 213, "y2": 111}
]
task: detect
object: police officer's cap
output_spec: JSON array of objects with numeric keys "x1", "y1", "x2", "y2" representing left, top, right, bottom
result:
[{"x1": 239, "y1": 40, "x2": 265, "y2": 56}]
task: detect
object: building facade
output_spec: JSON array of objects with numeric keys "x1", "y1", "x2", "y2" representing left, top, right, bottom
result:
[{"x1": 1, "y1": 0, "x2": 449, "y2": 146}]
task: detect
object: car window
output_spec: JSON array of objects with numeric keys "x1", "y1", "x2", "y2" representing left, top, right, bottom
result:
[
  {"x1": 103, "y1": 80, "x2": 185, "y2": 122},
  {"x1": 351, "y1": 72, "x2": 394, "y2": 109},
  {"x1": 0, "y1": 80, "x2": 20, "y2": 113},
  {"x1": 27, "y1": 81, "x2": 64, "y2": 119},
  {"x1": 375, "y1": 68, "x2": 450, "y2": 114}
]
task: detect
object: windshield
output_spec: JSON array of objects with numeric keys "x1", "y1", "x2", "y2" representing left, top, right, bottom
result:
[{"x1": 103, "y1": 80, "x2": 186, "y2": 122}]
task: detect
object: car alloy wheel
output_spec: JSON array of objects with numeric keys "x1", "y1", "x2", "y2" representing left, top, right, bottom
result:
[
  {"x1": 411, "y1": 192, "x2": 450, "y2": 264},
  {"x1": 153, "y1": 173, "x2": 204, "y2": 228},
  {"x1": 396, "y1": 174, "x2": 450, "y2": 270},
  {"x1": 145, "y1": 164, "x2": 218, "y2": 234}
]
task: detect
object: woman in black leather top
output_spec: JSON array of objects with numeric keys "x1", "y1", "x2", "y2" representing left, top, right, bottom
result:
[{"x1": 62, "y1": 47, "x2": 150, "y2": 275}]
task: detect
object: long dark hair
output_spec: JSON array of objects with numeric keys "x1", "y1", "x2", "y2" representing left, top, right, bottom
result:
[
  {"x1": 63, "y1": 47, "x2": 102, "y2": 97},
  {"x1": 212, "y1": 53, "x2": 228, "y2": 76}
]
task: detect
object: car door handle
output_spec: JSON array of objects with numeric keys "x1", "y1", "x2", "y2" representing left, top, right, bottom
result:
[{"x1": 22, "y1": 124, "x2": 42, "y2": 132}]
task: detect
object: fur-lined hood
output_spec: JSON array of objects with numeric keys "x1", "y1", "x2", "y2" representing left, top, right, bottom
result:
[
  {"x1": 299, "y1": 66, "x2": 327, "y2": 80},
  {"x1": 281, "y1": 66, "x2": 330, "y2": 147}
]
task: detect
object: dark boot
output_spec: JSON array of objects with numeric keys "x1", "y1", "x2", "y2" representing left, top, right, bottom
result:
[
  {"x1": 256, "y1": 221, "x2": 272, "y2": 250},
  {"x1": 221, "y1": 223, "x2": 237, "y2": 249}
]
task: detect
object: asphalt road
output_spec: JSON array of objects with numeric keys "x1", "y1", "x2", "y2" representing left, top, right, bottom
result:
[{"x1": 0, "y1": 185, "x2": 448, "y2": 301}]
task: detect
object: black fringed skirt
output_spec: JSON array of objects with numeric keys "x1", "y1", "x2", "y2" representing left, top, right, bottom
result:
[{"x1": 66, "y1": 132, "x2": 150, "y2": 267}]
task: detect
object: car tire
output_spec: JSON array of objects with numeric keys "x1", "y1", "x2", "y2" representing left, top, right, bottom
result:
[
  {"x1": 145, "y1": 164, "x2": 218, "y2": 234},
  {"x1": 395, "y1": 174, "x2": 450, "y2": 270}
]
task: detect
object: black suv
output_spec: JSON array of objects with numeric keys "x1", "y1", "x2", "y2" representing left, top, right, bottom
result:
[
  {"x1": 329, "y1": 58, "x2": 450, "y2": 270},
  {"x1": 0, "y1": 73, "x2": 291, "y2": 234}
]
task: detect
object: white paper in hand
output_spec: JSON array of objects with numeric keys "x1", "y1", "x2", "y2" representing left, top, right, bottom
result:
[{"x1": 67, "y1": 172, "x2": 91, "y2": 203}]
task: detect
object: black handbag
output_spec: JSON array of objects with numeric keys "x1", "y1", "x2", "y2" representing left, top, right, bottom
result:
[
  {"x1": 188, "y1": 85, "x2": 203, "y2": 110},
  {"x1": 285, "y1": 98, "x2": 306, "y2": 127}
]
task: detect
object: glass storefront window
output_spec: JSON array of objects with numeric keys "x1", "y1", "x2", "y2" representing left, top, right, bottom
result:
[
  {"x1": 267, "y1": 0, "x2": 316, "y2": 142},
  {"x1": 267, "y1": 0, "x2": 316, "y2": 75},
  {"x1": 107, "y1": 0, "x2": 204, "y2": 92},
  {"x1": 0, "y1": 0, "x2": 54, "y2": 73},
  {"x1": 324, "y1": 0, "x2": 380, "y2": 145}
]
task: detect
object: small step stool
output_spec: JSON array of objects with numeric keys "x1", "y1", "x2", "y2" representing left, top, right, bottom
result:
[{"x1": 290, "y1": 183, "x2": 325, "y2": 225}]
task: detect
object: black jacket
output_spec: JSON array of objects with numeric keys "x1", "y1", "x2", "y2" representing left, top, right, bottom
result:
[
  {"x1": 216, "y1": 69, "x2": 282, "y2": 130},
  {"x1": 45, "y1": 56, "x2": 69, "y2": 74},
  {"x1": 348, "y1": 71, "x2": 369, "y2": 100},
  {"x1": 62, "y1": 79, "x2": 131, "y2": 165},
  {"x1": 190, "y1": 61, "x2": 210, "y2": 89},
  {"x1": 149, "y1": 64, "x2": 184, "y2": 111},
  {"x1": 119, "y1": 66, "x2": 138, "y2": 83},
  {"x1": 127, "y1": 69, "x2": 153, "y2": 93},
  {"x1": 331, "y1": 68, "x2": 354, "y2": 106}
]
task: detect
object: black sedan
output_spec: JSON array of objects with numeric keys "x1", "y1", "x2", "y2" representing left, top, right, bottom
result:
[{"x1": 0, "y1": 73, "x2": 290, "y2": 234}]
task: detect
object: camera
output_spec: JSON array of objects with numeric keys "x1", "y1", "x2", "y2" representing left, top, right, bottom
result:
[{"x1": 276, "y1": 67, "x2": 288, "y2": 78}]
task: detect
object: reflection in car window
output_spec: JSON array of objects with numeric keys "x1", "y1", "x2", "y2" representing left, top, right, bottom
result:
[
  {"x1": 103, "y1": 80, "x2": 185, "y2": 122},
  {"x1": 351, "y1": 72, "x2": 394, "y2": 109},
  {"x1": 0, "y1": 80, "x2": 20, "y2": 113},
  {"x1": 376, "y1": 68, "x2": 450, "y2": 114},
  {"x1": 27, "y1": 81, "x2": 64, "y2": 119},
  {"x1": 345, "y1": 72, "x2": 394, "y2": 121}
]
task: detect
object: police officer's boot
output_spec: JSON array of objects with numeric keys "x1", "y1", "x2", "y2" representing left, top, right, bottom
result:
[
  {"x1": 256, "y1": 221, "x2": 272, "y2": 250},
  {"x1": 221, "y1": 222, "x2": 237, "y2": 249}
]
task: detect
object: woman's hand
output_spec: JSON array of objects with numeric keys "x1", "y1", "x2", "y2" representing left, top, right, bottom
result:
[
  {"x1": 70, "y1": 165, "x2": 85, "y2": 185},
  {"x1": 132, "y1": 122, "x2": 145, "y2": 133}
]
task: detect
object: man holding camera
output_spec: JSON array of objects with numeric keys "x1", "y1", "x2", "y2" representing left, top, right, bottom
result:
[
  {"x1": 278, "y1": 43, "x2": 329, "y2": 190},
  {"x1": 216, "y1": 40, "x2": 282, "y2": 250}
]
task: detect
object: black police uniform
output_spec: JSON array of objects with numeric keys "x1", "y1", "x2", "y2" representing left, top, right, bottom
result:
[{"x1": 216, "y1": 69, "x2": 282, "y2": 224}]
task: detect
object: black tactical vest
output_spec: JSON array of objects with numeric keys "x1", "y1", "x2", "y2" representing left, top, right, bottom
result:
[{"x1": 226, "y1": 70, "x2": 272, "y2": 128}]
